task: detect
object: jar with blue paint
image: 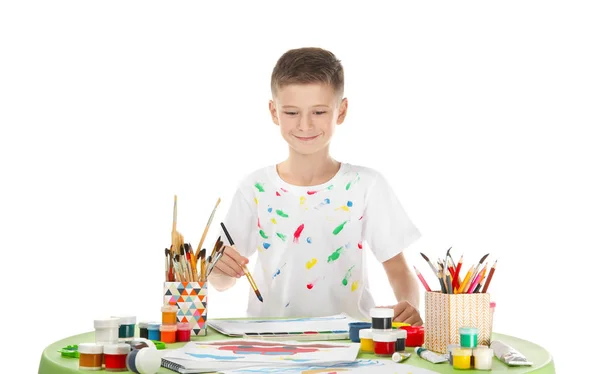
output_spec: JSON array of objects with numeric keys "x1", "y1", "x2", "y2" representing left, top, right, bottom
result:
[
  {"x1": 348, "y1": 322, "x2": 371, "y2": 343},
  {"x1": 147, "y1": 322, "x2": 161, "y2": 341},
  {"x1": 112, "y1": 315, "x2": 136, "y2": 341}
]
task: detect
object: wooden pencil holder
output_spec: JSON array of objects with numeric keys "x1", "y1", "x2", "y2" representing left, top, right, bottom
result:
[
  {"x1": 424, "y1": 291, "x2": 492, "y2": 353},
  {"x1": 163, "y1": 281, "x2": 208, "y2": 336}
]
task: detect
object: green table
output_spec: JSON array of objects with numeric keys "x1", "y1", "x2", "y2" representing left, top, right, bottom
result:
[{"x1": 39, "y1": 327, "x2": 554, "y2": 373}]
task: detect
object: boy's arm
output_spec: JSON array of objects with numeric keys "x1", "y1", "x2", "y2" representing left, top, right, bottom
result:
[{"x1": 383, "y1": 252, "x2": 422, "y2": 324}]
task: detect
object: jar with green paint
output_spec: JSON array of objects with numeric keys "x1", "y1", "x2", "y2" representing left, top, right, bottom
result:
[{"x1": 459, "y1": 327, "x2": 478, "y2": 348}]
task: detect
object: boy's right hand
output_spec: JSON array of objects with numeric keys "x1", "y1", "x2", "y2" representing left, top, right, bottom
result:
[{"x1": 212, "y1": 245, "x2": 249, "y2": 278}]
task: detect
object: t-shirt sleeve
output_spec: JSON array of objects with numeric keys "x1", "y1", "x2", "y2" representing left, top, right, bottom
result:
[
  {"x1": 362, "y1": 172, "x2": 421, "y2": 263},
  {"x1": 218, "y1": 184, "x2": 258, "y2": 258}
]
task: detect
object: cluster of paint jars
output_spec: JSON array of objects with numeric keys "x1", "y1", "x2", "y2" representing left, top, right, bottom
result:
[
  {"x1": 145, "y1": 304, "x2": 192, "y2": 344},
  {"x1": 350, "y1": 308, "x2": 425, "y2": 362},
  {"x1": 78, "y1": 338, "x2": 162, "y2": 373},
  {"x1": 447, "y1": 327, "x2": 494, "y2": 370}
]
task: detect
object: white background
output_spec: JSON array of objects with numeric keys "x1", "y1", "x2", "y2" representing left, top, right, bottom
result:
[{"x1": 1, "y1": 1, "x2": 599, "y2": 373}]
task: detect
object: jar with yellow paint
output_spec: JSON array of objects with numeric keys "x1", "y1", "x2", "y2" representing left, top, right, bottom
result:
[
  {"x1": 359, "y1": 328, "x2": 374, "y2": 353},
  {"x1": 452, "y1": 348, "x2": 472, "y2": 370}
]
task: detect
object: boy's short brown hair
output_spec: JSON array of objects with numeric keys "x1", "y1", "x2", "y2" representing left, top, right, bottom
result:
[{"x1": 271, "y1": 47, "x2": 344, "y2": 98}]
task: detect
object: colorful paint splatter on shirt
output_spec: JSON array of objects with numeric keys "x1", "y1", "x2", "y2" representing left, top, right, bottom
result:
[
  {"x1": 300, "y1": 196, "x2": 306, "y2": 205},
  {"x1": 342, "y1": 265, "x2": 355, "y2": 286},
  {"x1": 254, "y1": 183, "x2": 265, "y2": 192},
  {"x1": 351, "y1": 281, "x2": 359, "y2": 291},
  {"x1": 271, "y1": 218, "x2": 277, "y2": 224},
  {"x1": 327, "y1": 246, "x2": 344, "y2": 263},
  {"x1": 259, "y1": 230, "x2": 268, "y2": 239},
  {"x1": 293, "y1": 224, "x2": 305, "y2": 243},
  {"x1": 358, "y1": 242, "x2": 363, "y2": 249},
  {"x1": 276, "y1": 209, "x2": 289, "y2": 218},
  {"x1": 276, "y1": 232, "x2": 287, "y2": 241},
  {"x1": 333, "y1": 220, "x2": 349, "y2": 235},
  {"x1": 307, "y1": 237, "x2": 312, "y2": 244},
  {"x1": 263, "y1": 242, "x2": 271, "y2": 249},
  {"x1": 306, "y1": 258, "x2": 317, "y2": 269},
  {"x1": 345, "y1": 173, "x2": 360, "y2": 190}
]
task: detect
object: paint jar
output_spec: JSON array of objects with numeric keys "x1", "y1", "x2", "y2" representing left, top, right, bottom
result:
[
  {"x1": 160, "y1": 324, "x2": 177, "y2": 343},
  {"x1": 452, "y1": 348, "x2": 472, "y2": 370},
  {"x1": 147, "y1": 322, "x2": 161, "y2": 341},
  {"x1": 126, "y1": 346, "x2": 162, "y2": 374},
  {"x1": 401, "y1": 325, "x2": 424, "y2": 347},
  {"x1": 473, "y1": 346, "x2": 494, "y2": 370},
  {"x1": 94, "y1": 317, "x2": 120, "y2": 345},
  {"x1": 176, "y1": 322, "x2": 192, "y2": 342},
  {"x1": 78, "y1": 343, "x2": 103, "y2": 371},
  {"x1": 372, "y1": 331, "x2": 396, "y2": 356},
  {"x1": 348, "y1": 322, "x2": 371, "y2": 343},
  {"x1": 395, "y1": 329, "x2": 407, "y2": 351},
  {"x1": 447, "y1": 344, "x2": 461, "y2": 365},
  {"x1": 112, "y1": 315, "x2": 136, "y2": 341},
  {"x1": 161, "y1": 305, "x2": 178, "y2": 325},
  {"x1": 459, "y1": 327, "x2": 479, "y2": 348},
  {"x1": 138, "y1": 322, "x2": 149, "y2": 339},
  {"x1": 103, "y1": 343, "x2": 130, "y2": 372},
  {"x1": 359, "y1": 328, "x2": 374, "y2": 353},
  {"x1": 370, "y1": 308, "x2": 393, "y2": 330}
]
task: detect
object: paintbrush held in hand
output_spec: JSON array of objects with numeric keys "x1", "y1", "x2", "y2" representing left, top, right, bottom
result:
[{"x1": 417, "y1": 247, "x2": 498, "y2": 294}]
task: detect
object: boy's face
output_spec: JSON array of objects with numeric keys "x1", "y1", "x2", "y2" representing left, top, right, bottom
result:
[{"x1": 269, "y1": 83, "x2": 348, "y2": 156}]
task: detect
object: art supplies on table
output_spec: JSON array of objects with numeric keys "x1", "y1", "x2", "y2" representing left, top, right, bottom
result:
[
  {"x1": 160, "y1": 339, "x2": 360, "y2": 373},
  {"x1": 491, "y1": 340, "x2": 533, "y2": 366},
  {"x1": 207, "y1": 314, "x2": 360, "y2": 341}
]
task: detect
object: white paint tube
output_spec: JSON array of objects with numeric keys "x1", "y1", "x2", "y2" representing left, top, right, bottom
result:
[
  {"x1": 490, "y1": 340, "x2": 533, "y2": 366},
  {"x1": 415, "y1": 347, "x2": 448, "y2": 364}
]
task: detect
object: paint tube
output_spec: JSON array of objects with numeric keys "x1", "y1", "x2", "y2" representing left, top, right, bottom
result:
[
  {"x1": 490, "y1": 340, "x2": 533, "y2": 366},
  {"x1": 415, "y1": 347, "x2": 448, "y2": 364}
]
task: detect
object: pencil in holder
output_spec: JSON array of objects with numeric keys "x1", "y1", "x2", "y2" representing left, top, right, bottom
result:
[
  {"x1": 163, "y1": 281, "x2": 208, "y2": 336},
  {"x1": 424, "y1": 291, "x2": 492, "y2": 353}
]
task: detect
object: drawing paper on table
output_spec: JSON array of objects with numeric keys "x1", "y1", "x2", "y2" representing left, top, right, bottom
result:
[
  {"x1": 161, "y1": 339, "x2": 360, "y2": 373},
  {"x1": 219, "y1": 359, "x2": 440, "y2": 374},
  {"x1": 208, "y1": 314, "x2": 360, "y2": 338}
]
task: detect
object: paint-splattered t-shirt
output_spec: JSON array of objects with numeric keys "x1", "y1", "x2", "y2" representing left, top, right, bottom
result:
[{"x1": 218, "y1": 163, "x2": 420, "y2": 319}]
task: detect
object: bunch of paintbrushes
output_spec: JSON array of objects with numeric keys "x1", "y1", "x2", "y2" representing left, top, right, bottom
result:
[
  {"x1": 165, "y1": 195, "x2": 221, "y2": 283},
  {"x1": 414, "y1": 247, "x2": 498, "y2": 294}
]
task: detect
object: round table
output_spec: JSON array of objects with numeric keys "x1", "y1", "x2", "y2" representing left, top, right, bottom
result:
[{"x1": 39, "y1": 327, "x2": 554, "y2": 373}]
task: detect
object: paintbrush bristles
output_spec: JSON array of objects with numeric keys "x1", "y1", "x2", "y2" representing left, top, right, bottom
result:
[{"x1": 479, "y1": 253, "x2": 490, "y2": 264}]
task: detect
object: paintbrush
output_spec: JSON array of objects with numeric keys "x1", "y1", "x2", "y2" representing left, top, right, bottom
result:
[
  {"x1": 164, "y1": 248, "x2": 170, "y2": 282},
  {"x1": 195, "y1": 198, "x2": 221, "y2": 261},
  {"x1": 446, "y1": 246, "x2": 456, "y2": 269},
  {"x1": 200, "y1": 248, "x2": 206, "y2": 282},
  {"x1": 420, "y1": 252, "x2": 439, "y2": 277},
  {"x1": 210, "y1": 235, "x2": 222, "y2": 263},
  {"x1": 445, "y1": 258, "x2": 453, "y2": 294},
  {"x1": 185, "y1": 243, "x2": 198, "y2": 282},
  {"x1": 173, "y1": 255, "x2": 181, "y2": 282},
  {"x1": 472, "y1": 253, "x2": 489, "y2": 284},
  {"x1": 220, "y1": 222, "x2": 263, "y2": 302}
]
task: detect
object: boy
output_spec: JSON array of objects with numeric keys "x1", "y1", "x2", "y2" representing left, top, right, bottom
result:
[{"x1": 208, "y1": 47, "x2": 422, "y2": 325}]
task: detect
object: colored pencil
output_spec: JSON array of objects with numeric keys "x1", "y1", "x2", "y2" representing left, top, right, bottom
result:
[
  {"x1": 438, "y1": 271, "x2": 447, "y2": 293},
  {"x1": 220, "y1": 222, "x2": 264, "y2": 302},
  {"x1": 472, "y1": 253, "x2": 489, "y2": 284},
  {"x1": 457, "y1": 265, "x2": 474, "y2": 293},
  {"x1": 482, "y1": 260, "x2": 497, "y2": 293},
  {"x1": 467, "y1": 263, "x2": 487, "y2": 294},
  {"x1": 453, "y1": 255, "x2": 463, "y2": 290},
  {"x1": 414, "y1": 266, "x2": 431, "y2": 291},
  {"x1": 473, "y1": 266, "x2": 488, "y2": 293}
]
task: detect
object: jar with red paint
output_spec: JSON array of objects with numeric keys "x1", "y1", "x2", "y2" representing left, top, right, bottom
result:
[
  {"x1": 177, "y1": 322, "x2": 192, "y2": 342},
  {"x1": 401, "y1": 325, "x2": 425, "y2": 347},
  {"x1": 372, "y1": 331, "x2": 396, "y2": 356},
  {"x1": 160, "y1": 324, "x2": 177, "y2": 343},
  {"x1": 103, "y1": 343, "x2": 130, "y2": 372}
]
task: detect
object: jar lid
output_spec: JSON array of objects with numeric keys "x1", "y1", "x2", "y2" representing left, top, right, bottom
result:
[
  {"x1": 147, "y1": 322, "x2": 161, "y2": 330},
  {"x1": 454, "y1": 348, "x2": 473, "y2": 356},
  {"x1": 395, "y1": 329, "x2": 407, "y2": 339},
  {"x1": 447, "y1": 344, "x2": 461, "y2": 353},
  {"x1": 94, "y1": 317, "x2": 120, "y2": 329},
  {"x1": 369, "y1": 308, "x2": 394, "y2": 318},
  {"x1": 111, "y1": 315, "x2": 137, "y2": 325},
  {"x1": 401, "y1": 325, "x2": 424, "y2": 333},
  {"x1": 459, "y1": 327, "x2": 479, "y2": 335},
  {"x1": 359, "y1": 328, "x2": 373, "y2": 339},
  {"x1": 473, "y1": 347, "x2": 494, "y2": 357},
  {"x1": 372, "y1": 331, "x2": 396, "y2": 343},
  {"x1": 129, "y1": 338, "x2": 157, "y2": 350},
  {"x1": 78, "y1": 343, "x2": 104, "y2": 354},
  {"x1": 103, "y1": 343, "x2": 131, "y2": 355},
  {"x1": 490, "y1": 301, "x2": 496, "y2": 308},
  {"x1": 138, "y1": 321, "x2": 150, "y2": 328},
  {"x1": 177, "y1": 322, "x2": 191, "y2": 330},
  {"x1": 161, "y1": 305, "x2": 178, "y2": 313},
  {"x1": 132, "y1": 347, "x2": 162, "y2": 374},
  {"x1": 160, "y1": 324, "x2": 178, "y2": 331}
]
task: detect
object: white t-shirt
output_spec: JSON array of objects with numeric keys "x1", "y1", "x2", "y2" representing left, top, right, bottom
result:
[{"x1": 217, "y1": 162, "x2": 421, "y2": 319}]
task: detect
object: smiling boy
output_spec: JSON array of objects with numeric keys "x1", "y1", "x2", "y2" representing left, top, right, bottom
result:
[{"x1": 208, "y1": 47, "x2": 423, "y2": 324}]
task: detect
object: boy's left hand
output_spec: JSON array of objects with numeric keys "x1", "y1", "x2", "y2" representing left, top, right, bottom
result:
[{"x1": 386, "y1": 301, "x2": 422, "y2": 326}]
